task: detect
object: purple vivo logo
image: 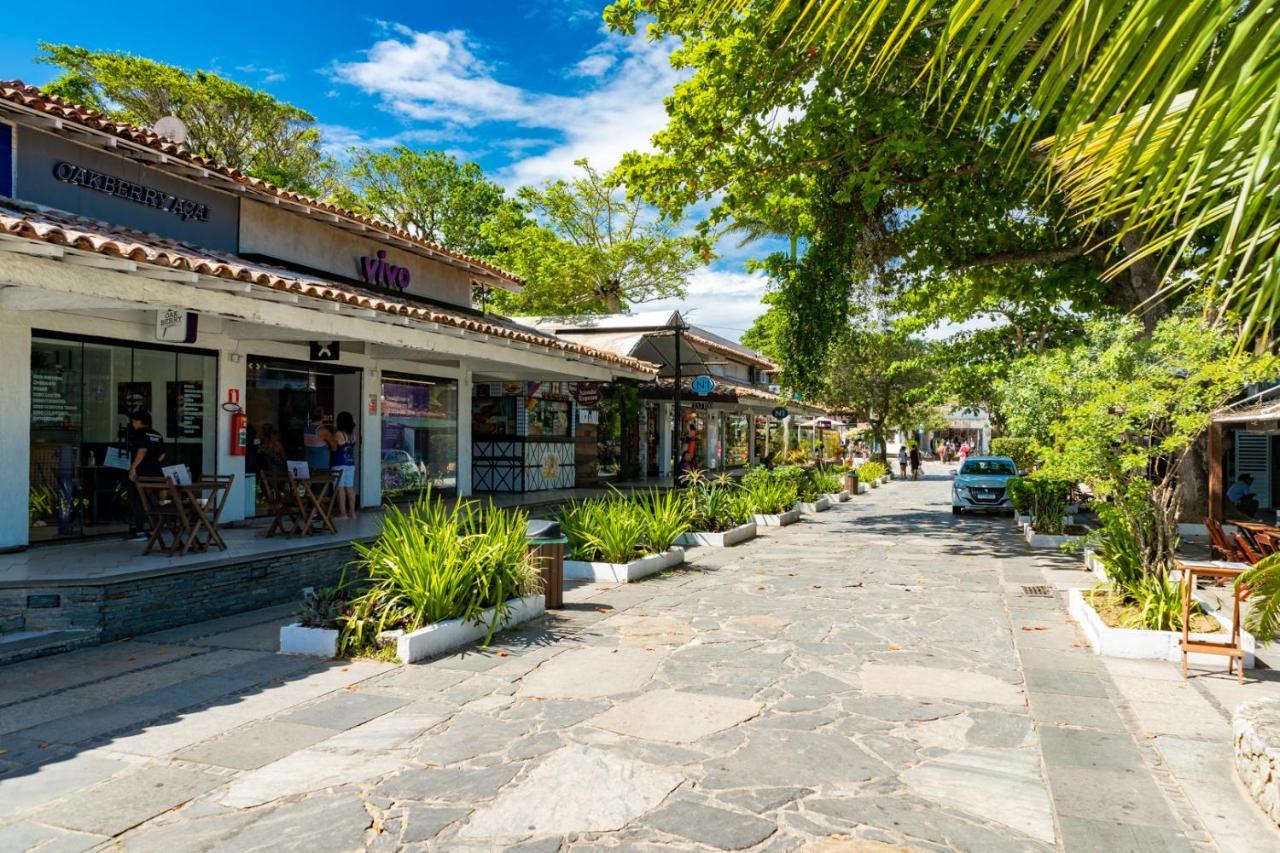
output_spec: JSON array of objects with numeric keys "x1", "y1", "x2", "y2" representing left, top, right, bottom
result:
[{"x1": 358, "y1": 250, "x2": 411, "y2": 292}]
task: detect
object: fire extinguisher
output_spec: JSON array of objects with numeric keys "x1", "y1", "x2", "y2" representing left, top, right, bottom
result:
[{"x1": 229, "y1": 410, "x2": 247, "y2": 456}]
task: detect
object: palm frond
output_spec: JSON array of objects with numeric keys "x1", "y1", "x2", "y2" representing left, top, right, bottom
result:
[{"x1": 1239, "y1": 553, "x2": 1280, "y2": 644}]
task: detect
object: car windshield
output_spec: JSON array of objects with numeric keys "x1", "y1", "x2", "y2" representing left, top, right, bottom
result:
[{"x1": 961, "y1": 459, "x2": 1016, "y2": 476}]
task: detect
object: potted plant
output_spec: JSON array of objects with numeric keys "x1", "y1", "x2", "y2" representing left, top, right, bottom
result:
[
  {"x1": 677, "y1": 472, "x2": 757, "y2": 547},
  {"x1": 561, "y1": 490, "x2": 688, "y2": 582}
]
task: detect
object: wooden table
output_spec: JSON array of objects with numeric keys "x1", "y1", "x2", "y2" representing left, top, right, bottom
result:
[
  {"x1": 1176, "y1": 559, "x2": 1248, "y2": 683},
  {"x1": 174, "y1": 476, "x2": 234, "y2": 554},
  {"x1": 262, "y1": 471, "x2": 338, "y2": 537}
]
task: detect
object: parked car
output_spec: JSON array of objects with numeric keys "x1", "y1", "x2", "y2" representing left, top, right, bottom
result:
[
  {"x1": 952, "y1": 456, "x2": 1018, "y2": 515},
  {"x1": 381, "y1": 449, "x2": 423, "y2": 493}
]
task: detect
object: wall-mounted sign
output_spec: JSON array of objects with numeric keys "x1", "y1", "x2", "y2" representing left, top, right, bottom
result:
[
  {"x1": 772, "y1": 406, "x2": 790, "y2": 420},
  {"x1": 690, "y1": 401, "x2": 710, "y2": 410},
  {"x1": 52, "y1": 161, "x2": 209, "y2": 222},
  {"x1": 574, "y1": 384, "x2": 601, "y2": 407},
  {"x1": 310, "y1": 341, "x2": 341, "y2": 361},
  {"x1": 357, "y1": 250, "x2": 412, "y2": 293},
  {"x1": 156, "y1": 309, "x2": 198, "y2": 343},
  {"x1": 691, "y1": 375, "x2": 716, "y2": 396}
]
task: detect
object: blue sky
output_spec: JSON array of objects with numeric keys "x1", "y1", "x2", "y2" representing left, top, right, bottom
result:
[{"x1": 5, "y1": 0, "x2": 774, "y2": 341}]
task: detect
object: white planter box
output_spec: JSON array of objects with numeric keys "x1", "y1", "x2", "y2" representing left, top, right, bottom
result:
[
  {"x1": 799, "y1": 497, "x2": 831, "y2": 514},
  {"x1": 1068, "y1": 588, "x2": 1255, "y2": 668},
  {"x1": 880, "y1": 476, "x2": 890, "y2": 485},
  {"x1": 856, "y1": 483, "x2": 869, "y2": 495},
  {"x1": 753, "y1": 508, "x2": 801, "y2": 527},
  {"x1": 1084, "y1": 549, "x2": 1109, "y2": 582},
  {"x1": 868, "y1": 478, "x2": 880, "y2": 489},
  {"x1": 279, "y1": 624, "x2": 340, "y2": 658},
  {"x1": 832, "y1": 490, "x2": 851, "y2": 502},
  {"x1": 396, "y1": 595, "x2": 545, "y2": 663},
  {"x1": 1025, "y1": 526, "x2": 1083, "y2": 549},
  {"x1": 1015, "y1": 513, "x2": 1032, "y2": 527},
  {"x1": 564, "y1": 547, "x2": 686, "y2": 583},
  {"x1": 677, "y1": 523, "x2": 757, "y2": 548}
]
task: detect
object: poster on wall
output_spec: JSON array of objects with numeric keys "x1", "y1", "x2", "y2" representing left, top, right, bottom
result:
[
  {"x1": 31, "y1": 366, "x2": 79, "y2": 430},
  {"x1": 117, "y1": 382, "x2": 152, "y2": 418},
  {"x1": 166, "y1": 381, "x2": 204, "y2": 438}
]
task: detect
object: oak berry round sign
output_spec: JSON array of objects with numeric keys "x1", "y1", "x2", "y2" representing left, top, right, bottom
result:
[
  {"x1": 575, "y1": 385, "x2": 601, "y2": 407},
  {"x1": 691, "y1": 375, "x2": 716, "y2": 396},
  {"x1": 772, "y1": 406, "x2": 790, "y2": 420}
]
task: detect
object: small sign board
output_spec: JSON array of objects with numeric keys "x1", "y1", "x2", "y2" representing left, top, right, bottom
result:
[
  {"x1": 156, "y1": 309, "x2": 198, "y2": 343},
  {"x1": 771, "y1": 406, "x2": 790, "y2": 420},
  {"x1": 310, "y1": 341, "x2": 341, "y2": 361},
  {"x1": 691, "y1": 375, "x2": 716, "y2": 396},
  {"x1": 574, "y1": 384, "x2": 601, "y2": 407}
]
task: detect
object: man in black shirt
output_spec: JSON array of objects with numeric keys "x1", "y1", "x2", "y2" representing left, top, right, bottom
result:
[{"x1": 127, "y1": 409, "x2": 166, "y2": 538}]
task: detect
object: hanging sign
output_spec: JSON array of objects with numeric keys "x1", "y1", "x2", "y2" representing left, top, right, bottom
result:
[
  {"x1": 310, "y1": 341, "x2": 341, "y2": 361},
  {"x1": 772, "y1": 406, "x2": 790, "y2": 420},
  {"x1": 690, "y1": 375, "x2": 716, "y2": 396},
  {"x1": 156, "y1": 308, "x2": 198, "y2": 343},
  {"x1": 574, "y1": 384, "x2": 601, "y2": 407}
]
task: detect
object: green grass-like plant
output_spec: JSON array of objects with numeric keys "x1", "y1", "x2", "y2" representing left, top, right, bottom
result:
[
  {"x1": 1238, "y1": 553, "x2": 1280, "y2": 643},
  {"x1": 858, "y1": 460, "x2": 888, "y2": 481}
]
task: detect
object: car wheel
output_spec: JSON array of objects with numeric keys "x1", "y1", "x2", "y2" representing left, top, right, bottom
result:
[{"x1": 952, "y1": 506, "x2": 962, "y2": 515}]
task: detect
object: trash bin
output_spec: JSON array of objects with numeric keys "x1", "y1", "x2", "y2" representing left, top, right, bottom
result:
[
  {"x1": 526, "y1": 519, "x2": 566, "y2": 609},
  {"x1": 843, "y1": 470, "x2": 859, "y2": 495}
]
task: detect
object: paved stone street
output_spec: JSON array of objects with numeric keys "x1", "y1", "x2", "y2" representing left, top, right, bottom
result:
[{"x1": 2, "y1": 466, "x2": 1279, "y2": 851}]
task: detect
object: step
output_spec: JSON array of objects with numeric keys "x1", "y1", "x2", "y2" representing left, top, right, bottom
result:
[
  {"x1": 0, "y1": 609, "x2": 24, "y2": 635},
  {"x1": 0, "y1": 628, "x2": 101, "y2": 666}
]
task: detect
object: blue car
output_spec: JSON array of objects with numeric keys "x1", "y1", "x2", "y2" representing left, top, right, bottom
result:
[{"x1": 952, "y1": 456, "x2": 1019, "y2": 515}]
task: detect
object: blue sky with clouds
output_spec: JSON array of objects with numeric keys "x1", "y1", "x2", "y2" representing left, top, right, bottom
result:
[{"x1": 4, "y1": 0, "x2": 775, "y2": 340}]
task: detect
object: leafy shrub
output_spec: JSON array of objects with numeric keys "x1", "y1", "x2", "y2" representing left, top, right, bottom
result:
[
  {"x1": 813, "y1": 465, "x2": 845, "y2": 495},
  {"x1": 631, "y1": 487, "x2": 691, "y2": 552},
  {"x1": 740, "y1": 466, "x2": 800, "y2": 514},
  {"x1": 990, "y1": 437, "x2": 1035, "y2": 471},
  {"x1": 1006, "y1": 477, "x2": 1033, "y2": 514},
  {"x1": 341, "y1": 493, "x2": 539, "y2": 654},
  {"x1": 685, "y1": 473, "x2": 752, "y2": 532},
  {"x1": 297, "y1": 582, "x2": 351, "y2": 629},
  {"x1": 1027, "y1": 477, "x2": 1073, "y2": 534},
  {"x1": 783, "y1": 448, "x2": 810, "y2": 465},
  {"x1": 859, "y1": 460, "x2": 888, "y2": 481},
  {"x1": 560, "y1": 490, "x2": 690, "y2": 562}
]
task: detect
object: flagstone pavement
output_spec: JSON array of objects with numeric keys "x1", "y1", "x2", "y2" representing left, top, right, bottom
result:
[{"x1": 2, "y1": 465, "x2": 1279, "y2": 851}]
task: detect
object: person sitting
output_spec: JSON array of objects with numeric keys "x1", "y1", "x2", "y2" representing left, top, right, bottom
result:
[{"x1": 1227, "y1": 473, "x2": 1260, "y2": 517}]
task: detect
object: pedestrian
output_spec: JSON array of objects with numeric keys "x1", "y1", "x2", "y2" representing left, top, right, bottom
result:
[
  {"x1": 897, "y1": 444, "x2": 909, "y2": 480},
  {"x1": 331, "y1": 411, "x2": 358, "y2": 520},
  {"x1": 256, "y1": 423, "x2": 287, "y2": 475},
  {"x1": 304, "y1": 406, "x2": 335, "y2": 472},
  {"x1": 909, "y1": 443, "x2": 922, "y2": 480},
  {"x1": 958, "y1": 441, "x2": 969, "y2": 468},
  {"x1": 126, "y1": 409, "x2": 165, "y2": 540}
]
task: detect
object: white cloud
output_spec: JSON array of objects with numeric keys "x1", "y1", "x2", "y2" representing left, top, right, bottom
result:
[
  {"x1": 330, "y1": 25, "x2": 682, "y2": 187},
  {"x1": 646, "y1": 267, "x2": 773, "y2": 343}
]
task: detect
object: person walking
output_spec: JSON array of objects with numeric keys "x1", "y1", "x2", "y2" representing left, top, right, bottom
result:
[
  {"x1": 897, "y1": 444, "x2": 909, "y2": 480},
  {"x1": 958, "y1": 441, "x2": 969, "y2": 468},
  {"x1": 331, "y1": 411, "x2": 358, "y2": 520},
  {"x1": 125, "y1": 409, "x2": 165, "y2": 539},
  {"x1": 909, "y1": 443, "x2": 922, "y2": 480}
]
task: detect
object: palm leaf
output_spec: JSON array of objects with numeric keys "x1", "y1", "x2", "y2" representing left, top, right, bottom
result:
[{"x1": 1238, "y1": 553, "x2": 1280, "y2": 644}]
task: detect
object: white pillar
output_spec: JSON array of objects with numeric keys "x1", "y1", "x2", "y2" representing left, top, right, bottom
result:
[
  {"x1": 217, "y1": 349, "x2": 248, "y2": 523},
  {"x1": 361, "y1": 368, "x2": 381, "y2": 508},
  {"x1": 747, "y1": 412, "x2": 756, "y2": 466},
  {"x1": 0, "y1": 321, "x2": 31, "y2": 549},
  {"x1": 704, "y1": 410, "x2": 718, "y2": 470},
  {"x1": 456, "y1": 367, "x2": 473, "y2": 497},
  {"x1": 657, "y1": 401, "x2": 673, "y2": 476}
]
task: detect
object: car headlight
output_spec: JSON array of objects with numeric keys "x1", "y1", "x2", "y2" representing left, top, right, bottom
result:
[{"x1": 954, "y1": 485, "x2": 970, "y2": 496}]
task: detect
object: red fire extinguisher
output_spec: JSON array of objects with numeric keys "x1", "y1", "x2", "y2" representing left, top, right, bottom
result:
[{"x1": 230, "y1": 410, "x2": 247, "y2": 456}]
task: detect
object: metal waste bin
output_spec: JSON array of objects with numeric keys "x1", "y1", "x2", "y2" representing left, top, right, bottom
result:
[{"x1": 526, "y1": 519, "x2": 567, "y2": 609}]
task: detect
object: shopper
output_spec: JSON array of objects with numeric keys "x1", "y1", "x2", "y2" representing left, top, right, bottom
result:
[
  {"x1": 304, "y1": 406, "x2": 335, "y2": 472},
  {"x1": 126, "y1": 409, "x2": 165, "y2": 539},
  {"x1": 909, "y1": 443, "x2": 922, "y2": 480},
  {"x1": 257, "y1": 423, "x2": 287, "y2": 475},
  {"x1": 897, "y1": 444, "x2": 909, "y2": 480},
  {"x1": 332, "y1": 411, "x2": 358, "y2": 520}
]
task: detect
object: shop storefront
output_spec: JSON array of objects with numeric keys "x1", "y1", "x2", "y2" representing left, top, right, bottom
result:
[
  {"x1": 29, "y1": 334, "x2": 217, "y2": 541},
  {"x1": 380, "y1": 374, "x2": 459, "y2": 497},
  {"x1": 472, "y1": 382, "x2": 576, "y2": 492}
]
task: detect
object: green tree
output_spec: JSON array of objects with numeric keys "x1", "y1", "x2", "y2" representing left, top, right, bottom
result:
[
  {"x1": 334, "y1": 147, "x2": 507, "y2": 257},
  {"x1": 485, "y1": 160, "x2": 704, "y2": 315},
  {"x1": 823, "y1": 324, "x2": 933, "y2": 464},
  {"x1": 677, "y1": 0, "x2": 1280, "y2": 338},
  {"x1": 38, "y1": 44, "x2": 333, "y2": 195}
]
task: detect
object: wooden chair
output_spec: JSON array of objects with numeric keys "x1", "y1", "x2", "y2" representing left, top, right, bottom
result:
[
  {"x1": 261, "y1": 472, "x2": 305, "y2": 537},
  {"x1": 179, "y1": 474, "x2": 235, "y2": 552},
  {"x1": 1234, "y1": 532, "x2": 1265, "y2": 565},
  {"x1": 1208, "y1": 519, "x2": 1247, "y2": 561},
  {"x1": 135, "y1": 476, "x2": 190, "y2": 555}
]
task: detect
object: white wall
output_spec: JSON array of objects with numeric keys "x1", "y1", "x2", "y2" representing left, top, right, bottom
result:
[
  {"x1": 456, "y1": 368, "x2": 473, "y2": 497},
  {"x1": 217, "y1": 351, "x2": 248, "y2": 522}
]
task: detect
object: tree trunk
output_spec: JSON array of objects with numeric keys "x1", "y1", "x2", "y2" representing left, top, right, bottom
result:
[{"x1": 1176, "y1": 435, "x2": 1210, "y2": 524}]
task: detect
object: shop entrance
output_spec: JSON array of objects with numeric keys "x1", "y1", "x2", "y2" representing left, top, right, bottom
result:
[{"x1": 245, "y1": 356, "x2": 361, "y2": 514}]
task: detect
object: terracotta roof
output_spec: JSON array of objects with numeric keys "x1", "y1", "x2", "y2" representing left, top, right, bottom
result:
[
  {"x1": 0, "y1": 201, "x2": 657, "y2": 375},
  {"x1": 683, "y1": 329, "x2": 777, "y2": 371},
  {"x1": 0, "y1": 80, "x2": 522, "y2": 288}
]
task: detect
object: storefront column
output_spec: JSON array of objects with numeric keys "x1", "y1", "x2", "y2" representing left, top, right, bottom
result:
[
  {"x1": 747, "y1": 414, "x2": 756, "y2": 466},
  {"x1": 457, "y1": 367, "x2": 473, "y2": 497},
  {"x1": 704, "y1": 411, "x2": 718, "y2": 470},
  {"x1": 783, "y1": 416, "x2": 792, "y2": 455},
  {"x1": 657, "y1": 402, "x2": 673, "y2": 477},
  {"x1": 217, "y1": 350, "x2": 248, "y2": 523},
  {"x1": 361, "y1": 369, "x2": 381, "y2": 509},
  {"x1": 0, "y1": 322, "x2": 31, "y2": 549}
]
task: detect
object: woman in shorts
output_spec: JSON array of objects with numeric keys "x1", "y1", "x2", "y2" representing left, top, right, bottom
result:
[{"x1": 331, "y1": 411, "x2": 359, "y2": 520}]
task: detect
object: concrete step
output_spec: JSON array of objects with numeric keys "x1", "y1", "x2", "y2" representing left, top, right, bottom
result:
[
  {"x1": 0, "y1": 609, "x2": 24, "y2": 635},
  {"x1": 0, "y1": 628, "x2": 100, "y2": 666}
]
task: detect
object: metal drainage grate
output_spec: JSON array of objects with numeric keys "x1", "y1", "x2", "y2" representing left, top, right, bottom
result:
[{"x1": 1021, "y1": 585, "x2": 1054, "y2": 598}]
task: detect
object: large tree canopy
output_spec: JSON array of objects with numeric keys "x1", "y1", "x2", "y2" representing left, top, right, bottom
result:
[
  {"x1": 39, "y1": 44, "x2": 333, "y2": 195},
  {"x1": 485, "y1": 160, "x2": 704, "y2": 315}
]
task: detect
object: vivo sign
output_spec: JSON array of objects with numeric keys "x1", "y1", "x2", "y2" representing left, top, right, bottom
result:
[{"x1": 358, "y1": 250, "x2": 411, "y2": 293}]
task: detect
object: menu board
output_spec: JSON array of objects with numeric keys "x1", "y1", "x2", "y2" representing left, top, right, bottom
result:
[
  {"x1": 166, "y1": 381, "x2": 204, "y2": 438},
  {"x1": 31, "y1": 366, "x2": 79, "y2": 430}
]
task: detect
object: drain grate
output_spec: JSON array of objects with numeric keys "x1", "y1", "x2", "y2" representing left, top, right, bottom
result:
[{"x1": 1021, "y1": 584, "x2": 1054, "y2": 598}]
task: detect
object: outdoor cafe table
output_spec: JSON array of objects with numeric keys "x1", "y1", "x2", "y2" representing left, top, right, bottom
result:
[
  {"x1": 1175, "y1": 559, "x2": 1248, "y2": 683},
  {"x1": 174, "y1": 476, "x2": 234, "y2": 554},
  {"x1": 264, "y1": 471, "x2": 339, "y2": 537}
]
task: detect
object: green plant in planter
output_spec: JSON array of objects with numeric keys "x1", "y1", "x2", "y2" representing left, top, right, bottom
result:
[
  {"x1": 561, "y1": 498, "x2": 647, "y2": 563},
  {"x1": 739, "y1": 468, "x2": 799, "y2": 515},
  {"x1": 685, "y1": 475, "x2": 750, "y2": 532},
  {"x1": 630, "y1": 487, "x2": 691, "y2": 552},
  {"x1": 341, "y1": 493, "x2": 538, "y2": 654},
  {"x1": 1028, "y1": 478, "x2": 1072, "y2": 535},
  {"x1": 1237, "y1": 553, "x2": 1280, "y2": 643},
  {"x1": 297, "y1": 580, "x2": 352, "y2": 630},
  {"x1": 813, "y1": 466, "x2": 844, "y2": 495},
  {"x1": 1006, "y1": 477, "x2": 1033, "y2": 515},
  {"x1": 859, "y1": 460, "x2": 888, "y2": 481}
]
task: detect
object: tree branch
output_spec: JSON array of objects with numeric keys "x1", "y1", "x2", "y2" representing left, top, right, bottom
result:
[{"x1": 951, "y1": 243, "x2": 1090, "y2": 271}]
